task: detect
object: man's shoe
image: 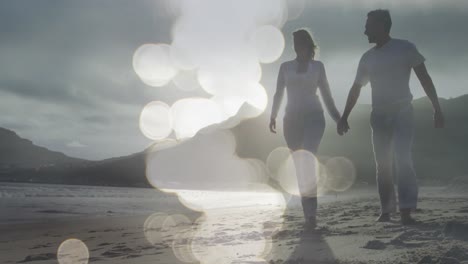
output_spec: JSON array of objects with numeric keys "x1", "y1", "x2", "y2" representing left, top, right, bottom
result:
[
  {"x1": 401, "y1": 216, "x2": 418, "y2": 225},
  {"x1": 400, "y1": 210, "x2": 419, "y2": 225}
]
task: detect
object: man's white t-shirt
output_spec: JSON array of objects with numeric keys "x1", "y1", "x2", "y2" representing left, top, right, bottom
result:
[{"x1": 354, "y1": 38, "x2": 425, "y2": 109}]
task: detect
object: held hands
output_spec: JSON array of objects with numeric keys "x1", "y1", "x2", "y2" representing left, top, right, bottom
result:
[
  {"x1": 337, "y1": 117, "x2": 350, "y2": 136},
  {"x1": 434, "y1": 110, "x2": 445, "y2": 128},
  {"x1": 269, "y1": 118, "x2": 277, "y2": 133}
]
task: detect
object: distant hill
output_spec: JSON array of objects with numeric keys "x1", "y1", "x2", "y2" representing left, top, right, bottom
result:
[
  {"x1": 233, "y1": 95, "x2": 468, "y2": 184},
  {"x1": 0, "y1": 105, "x2": 259, "y2": 187},
  {"x1": 0, "y1": 127, "x2": 149, "y2": 187},
  {"x1": 0, "y1": 128, "x2": 86, "y2": 169},
  {"x1": 1, "y1": 95, "x2": 467, "y2": 187}
]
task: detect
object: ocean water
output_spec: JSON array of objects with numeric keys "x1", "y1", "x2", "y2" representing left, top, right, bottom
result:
[
  {"x1": 0, "y1": 182, "x2": 385, "y2": 225},
  {"x1": 0, "y1": 182, "x2": 182, "y2": 224}
]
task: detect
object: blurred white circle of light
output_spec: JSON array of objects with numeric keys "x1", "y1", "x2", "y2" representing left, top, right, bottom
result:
[
  {"x1": 172, "y1": 231, "x2": 198, "y2": 263},
  {"x1": 191, "y1": 245, "x2": 230, "y2": 264},
  {"x1": 171, "y1": 24, "x2": 244, "y2": 73},
  {"x1": 133, "y1": 43, "x2": 178, "y2": 86},
  {"x1": 324, "y1": 157, "x2": 356, "y2": 192},
  {"x1": 57, "y1": 238, "x2": 89, "y2": 264},
  {"x1": 140, "y1": 76, "x2": 171, "y2": 87},
  {"x1": 146, "y1": 138, "x2": 179, "y2": 154},
  {"x1": 139, "y1": 101, "x2": 173, "y2": 140},
  {"x1": 144, "y1": 212, "x2": 170, "y2": 245},
  {"x1": 266, "y1": 147, "x2": 291, "y2": 178},
  {"x1": 170, "y1": 42, "x2": 197, "y2": 71},
  {"x1": 197, "y1": 57, "x2": 262, "y2": 96},
  {"x1": 210, "y1": 95, "x2": 245, "y2": 120},
  {"x1": 245, "y1": 159, "x2": 269, "y2": 184},
  {"x1": 170, "y1": 0, "x2": 273, "y2": 63},
  {"x1": 161, "y1": 214, "x2": 195, "y2": 259},
  {"x1": 197, "y1": 129, "x2": 237, "y2": 155},
  {"x1": 316, "y1": 161, "x2": 330, "y2": 196},
  {"x1": 260, "y1": 237, "x2": 274, "y2": 260},
  {"x1": 176, "y1": 191, "x2": 206, "y2": 212},
  {"x1": 176, "y1": 185, "x2": 286, "y2": 212},
  {"x1": 248, "y1": 0, "x2": 288, "y2": 28},
  {"x1": 243, "y1": 82, "x2": 268, "y2": 118},
  {"x1": 250, "y1": 25, "x2": 285, "y2": 64},
  {"x1": 171, "y1": 98, "x2": 223, "y2": 139},
  {"x1": 277, "y1": 149, "x2": 319, "y2": 197},
  {"x1": 216, "y1": 102, "x2": 261, "y2": 129},
  {"x1": 147, "y1": 130, "x2": 267, "y2": 200},
  {"x1": 285, "y1": 0, "x2": 306, "y2": 21},
  {"x1": 172, "y1": 69, "x2": 201, "y2": 92},
  {"x1": 145, "y1": 139, "x2": 181, "y2": 191},
  {"x1": 170, "y1": 18, "x2": 211, "y2": 70},
  {"x1": 160, "y1": 0, "x2": 183, "y2": 18},
  {"x1": 176, "y1": 187, "x2": 286, "y2": 263},
  {"x1": 190, "y1": 214, "x2": 268, "y2": 264},
  {"x1": 162, "y1": 214, "x2": 193, "y2": 236},
  {"x1": 220, "y1": 237, "x2": 267, "y2": 263}
]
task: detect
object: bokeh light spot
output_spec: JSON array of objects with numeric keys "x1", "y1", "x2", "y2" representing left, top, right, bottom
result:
[
  {"x1": 250, "y1": 25, "x2": 285, "y2": 63},
  {"x1": 133, "y1": 43, "x2": 178, "y2": 87},
  {"x1": 139, "y1": 101, "x2": 173, "y2": 140},
  {"x1": 171, "y1": 98, "x2": 223, "y2": 139},
  {"x1": 57, "y1": 238, "x2": 89, "y2": 264},
  {"x1": 324, "y1": 156, "x2": 356, "y2": 192},
  {"x1": 277, "y1": 149, "x2": 319, "y2": 197}
]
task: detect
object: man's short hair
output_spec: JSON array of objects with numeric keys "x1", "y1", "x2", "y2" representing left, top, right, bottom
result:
[{"x1": 368, "y1": 9, "x2": 392, "y2": 33}]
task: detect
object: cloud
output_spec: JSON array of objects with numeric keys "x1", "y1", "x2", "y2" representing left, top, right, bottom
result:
[
  {"x1": 0, "y1": 79, "x2": 96, "y2": 107},
  {"x1": 66, "y1": 141, "x2": 86, "y2": 148},
  {"x1": 82, "y1": 115, "x2": 111, "y2": 125},
  {"x1": 0, "y1": 0, "x2": 466, "y2": 160}
]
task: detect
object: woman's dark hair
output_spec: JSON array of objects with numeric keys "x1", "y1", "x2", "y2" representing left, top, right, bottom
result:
[
  {"x1": 293, "y1": 29, "x2": 318, "y2": 73},
  {"x1": 293, "y1": 29, "x2": 317, "y2": 60}
]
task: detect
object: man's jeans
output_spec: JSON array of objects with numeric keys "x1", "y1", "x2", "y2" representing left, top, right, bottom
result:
[{"x1": 370, "y1": 103, "x2": 418, "y2": 214}]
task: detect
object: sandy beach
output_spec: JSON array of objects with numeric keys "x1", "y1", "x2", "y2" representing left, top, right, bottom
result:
[{"x1": 1, "y1": 183, "x2": 468, "y2": 264}]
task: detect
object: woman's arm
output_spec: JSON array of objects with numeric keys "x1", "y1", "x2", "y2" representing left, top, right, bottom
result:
[
  {"x1": 318, "y1": 62, "x2": 341, "y2": 122},
  {"x1": 269, "y1": 64, "x2": 286, "y2": 133},
  {"x1": 271, "y1": 64, "x2": 286, "y2": 120}
]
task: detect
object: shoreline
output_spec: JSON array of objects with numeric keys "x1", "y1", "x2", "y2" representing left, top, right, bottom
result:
[{"x1": 1, "y1": 185, "x2": 467, "y2": 263}]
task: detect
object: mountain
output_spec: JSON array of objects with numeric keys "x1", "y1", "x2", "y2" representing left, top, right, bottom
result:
[
  {"x1": 233, "y1": 95, "x2": 468, "y2": 184},
  {"x1": 0, "y1": 148, "x2": 149, "y2": 187},
  {"x1": 0, "y1": 127, "x2": 149, "y2": 187},
  {"x1": 1, "y1": 94, "x2": 467, "y2": 187},
  {"x1": 0, "y1": 128, "x2": 86, "y2": 169}
]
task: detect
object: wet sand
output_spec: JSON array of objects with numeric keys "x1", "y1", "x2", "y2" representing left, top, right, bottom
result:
[{"x1": 1, "y1": 186, "x2": 468, "y2": 264}]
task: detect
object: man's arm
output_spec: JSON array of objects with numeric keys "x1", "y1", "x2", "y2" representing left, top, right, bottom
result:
[
  {"x1": 413, "y1": 63, "x2": 444, "y2": 128},
  {"x1": 337, "y1": 82, "x2": 363, "y2": 135},
  {"x1": 338, "y1": 53, "x2": 368, "y2": 135}
]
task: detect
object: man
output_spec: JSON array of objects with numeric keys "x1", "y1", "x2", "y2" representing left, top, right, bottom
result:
[{"x1": 337, "y1": 9, "x2": 444, "y2": 225}]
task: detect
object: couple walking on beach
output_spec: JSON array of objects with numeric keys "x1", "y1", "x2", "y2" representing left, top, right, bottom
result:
[{"x1": 269, "y1": 9, "x2": 445, "y2": 230}]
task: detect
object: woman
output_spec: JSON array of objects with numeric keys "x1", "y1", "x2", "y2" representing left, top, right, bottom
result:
[{"x1": 269, "y1": 29, "x2": 341, "y2": 230}]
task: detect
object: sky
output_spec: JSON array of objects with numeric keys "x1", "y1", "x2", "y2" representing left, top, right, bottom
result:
[{"x1": 0, "y1": 0, "x2": 467, "y2": 160}]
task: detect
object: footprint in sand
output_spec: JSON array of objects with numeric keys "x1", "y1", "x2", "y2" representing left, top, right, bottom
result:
[
  {"x1": 362, "y1": 240, "x2": 386, "y2": 250},
  {"x1": 101, "y1": 245, "x2": 135, "y2": 258},
  {"x1": 17, "y1": 253, "x2": 55, "y2": 263},
  {"x1": 29, "y1": 243, "x2": 52, "y2": 249},
  {"x1": 444, "y1": 221, "x2": 468, "y2": 240}
]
